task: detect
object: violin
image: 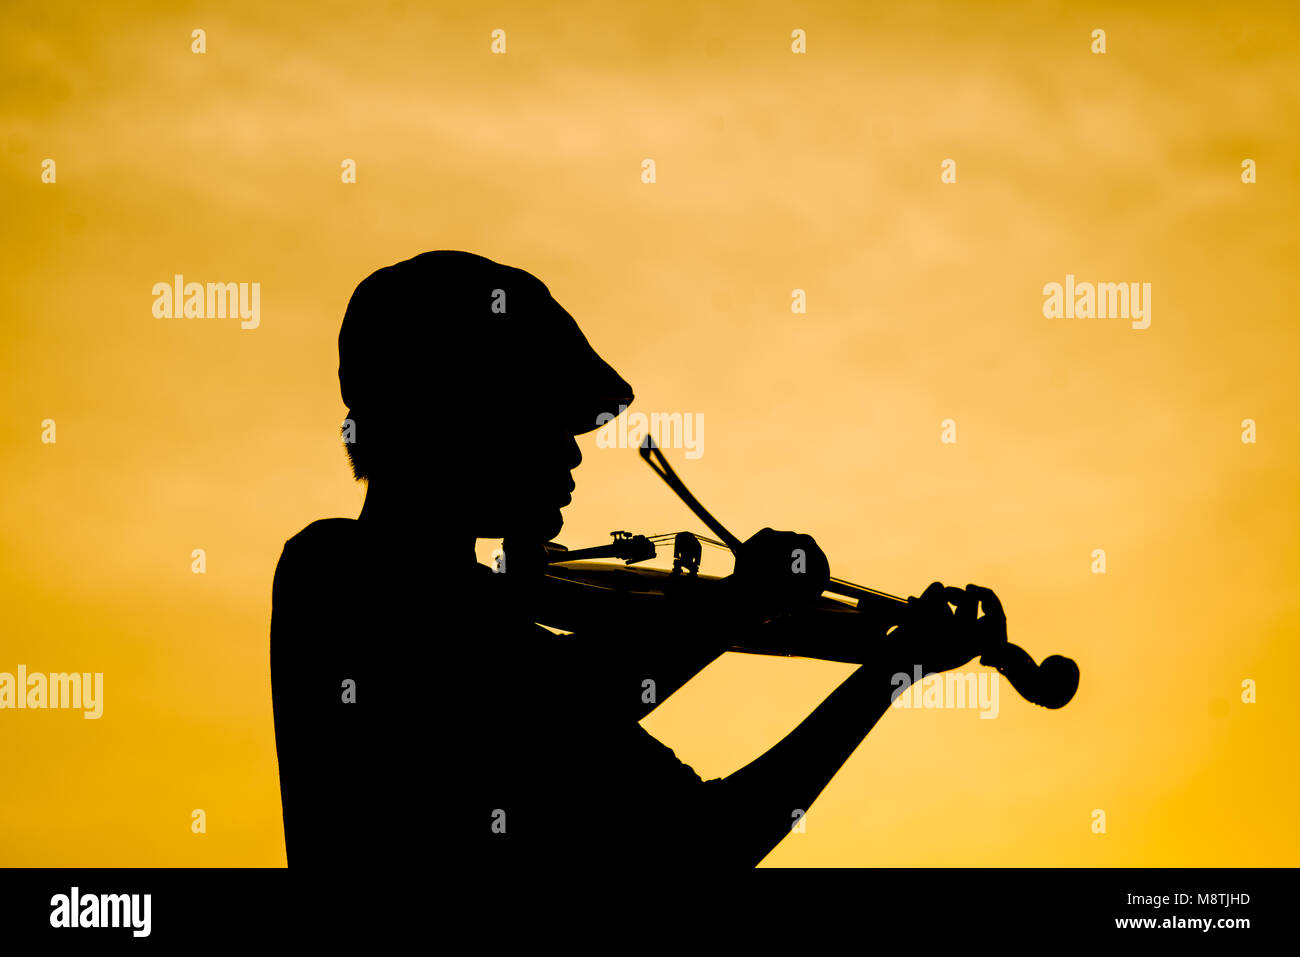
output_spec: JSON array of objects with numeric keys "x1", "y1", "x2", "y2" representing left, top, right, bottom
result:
[{"x1": 511, "y1": 438, "x2": 1079, "y2": 710}]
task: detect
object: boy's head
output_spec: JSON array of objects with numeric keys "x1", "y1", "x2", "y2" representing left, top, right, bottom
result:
[{"x1": 338, "y1": 251, "x2": 633, "y2": 540}]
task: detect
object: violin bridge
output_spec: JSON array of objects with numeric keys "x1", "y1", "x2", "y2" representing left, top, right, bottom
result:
[{"x1": 671, "y1": 531, "x2": 702, "y2": 577}]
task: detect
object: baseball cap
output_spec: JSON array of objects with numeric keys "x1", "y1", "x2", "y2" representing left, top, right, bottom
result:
[{"x1": 338, "y1": 251, "x2": 634, "y2": 435}]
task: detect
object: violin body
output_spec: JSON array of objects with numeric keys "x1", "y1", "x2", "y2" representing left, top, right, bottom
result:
[
  {"x1": 537, "y1": 558, "x2": 902, "y2": 664},
  {"x1": 525, "y1": 542, "x2": 1079, "y2": 710}
]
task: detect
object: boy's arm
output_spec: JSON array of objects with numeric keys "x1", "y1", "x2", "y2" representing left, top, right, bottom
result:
[{"x1": 695, "y1": 583, "x2": 1004, "y2": 866}]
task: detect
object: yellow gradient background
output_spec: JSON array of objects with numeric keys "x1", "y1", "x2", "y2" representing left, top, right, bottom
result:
[{"x1": 2, "y1": 0, "x2": 1297, "y2": 865}]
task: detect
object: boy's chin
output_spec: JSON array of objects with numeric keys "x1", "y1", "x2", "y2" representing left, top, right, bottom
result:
[
  {"x1": 491, "y1": 508, "x2": 564, "y2": 544},
  {"x1": 529, "y1": 509, "x2": 564, "y2": 542}
]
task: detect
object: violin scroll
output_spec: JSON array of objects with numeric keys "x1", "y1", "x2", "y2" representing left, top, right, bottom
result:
[{"x1": 980, "y1": 644, "x2": 1080, "y2": 709}]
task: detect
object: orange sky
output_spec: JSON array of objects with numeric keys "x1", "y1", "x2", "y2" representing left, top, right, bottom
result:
[{"x1": 1, "y1": 0, "x2": 1297, "y2": 865}]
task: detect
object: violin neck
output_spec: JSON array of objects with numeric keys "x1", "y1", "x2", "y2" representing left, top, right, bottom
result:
[{"x1": 825, "y1": 578, "x2": 908, "y2": 607}]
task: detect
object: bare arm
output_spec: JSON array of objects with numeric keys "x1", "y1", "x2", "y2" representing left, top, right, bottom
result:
[
  {"x1": 695, "y1": 583, "x2": 1003, "y2": 866},
  {"x1": 701, "y1": 651, "x2": 904, "y2": 866}
]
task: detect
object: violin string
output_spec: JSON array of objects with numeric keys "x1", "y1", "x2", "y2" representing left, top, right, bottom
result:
[
  {"x1": 641, "y1": 533, "x2": 894, "y2": 598},
  {"x1": 644, "y1": 533, "x2": 733, "y2": 552}
]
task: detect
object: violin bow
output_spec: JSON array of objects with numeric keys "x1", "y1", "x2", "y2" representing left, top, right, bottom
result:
[{"x1": 637, "y1": 436, "x2": 1080, "y2": 709}]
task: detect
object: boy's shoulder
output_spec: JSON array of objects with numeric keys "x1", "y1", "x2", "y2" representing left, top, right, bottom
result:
[
  {"x1": 274, "y1": 518, "x2": 361, "y2": 588},
  {"x1": 284, "y1": 517, "x2": 360, "y2": 551}
]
